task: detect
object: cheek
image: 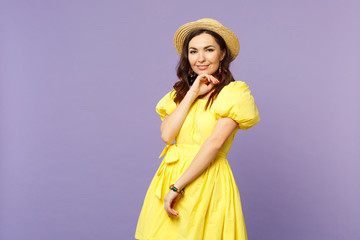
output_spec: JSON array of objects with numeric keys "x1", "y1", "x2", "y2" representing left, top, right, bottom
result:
[
  {"x1": 188, "y1": 56, "x2": 196, "y2": 65},
  {"x1": 208, "y1": 53, "x2": 221, "y2": 63}
]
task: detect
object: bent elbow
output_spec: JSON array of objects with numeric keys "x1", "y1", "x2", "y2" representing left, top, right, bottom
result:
[{"x1": 161, "y1": 134, "x2": 173, "y2": 145}]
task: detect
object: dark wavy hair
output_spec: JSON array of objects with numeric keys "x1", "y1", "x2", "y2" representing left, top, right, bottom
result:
[{"x1": 173, "y1": 29, "x2": 235, "y2": 110}]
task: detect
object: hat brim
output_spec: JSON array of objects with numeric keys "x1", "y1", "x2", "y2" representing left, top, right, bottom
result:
[{"x1": 173, "y1": 19, "x2": 240, "y2": 62}]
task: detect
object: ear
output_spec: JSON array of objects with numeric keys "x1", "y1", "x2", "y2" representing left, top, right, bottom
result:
[{"x1": 220, "y1": 49, "x2": 226, "y2": 61}]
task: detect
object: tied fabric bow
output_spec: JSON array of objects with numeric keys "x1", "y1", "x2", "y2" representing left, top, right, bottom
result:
[{"x1": 154, "y1": 144, "x2": 180, "y2": 200}]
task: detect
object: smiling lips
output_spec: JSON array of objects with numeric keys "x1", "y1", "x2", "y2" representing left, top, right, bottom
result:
[{"x1": 197, "y1": 65, "x2": 209, "y2": 70}]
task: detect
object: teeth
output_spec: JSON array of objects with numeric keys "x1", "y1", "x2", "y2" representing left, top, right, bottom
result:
[{"x1": 198, "y1": 66, "x2": 208, "y2": 69}]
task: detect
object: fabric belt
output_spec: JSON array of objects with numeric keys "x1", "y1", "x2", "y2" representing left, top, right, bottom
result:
[{"x1": 154, "y1": 143, "x2": 226, "y2": 199}]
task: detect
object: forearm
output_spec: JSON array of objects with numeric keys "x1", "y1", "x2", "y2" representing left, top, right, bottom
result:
[
  {"x1": 160, "y1": 91, "x2": 197, "y2": 144},
  {"x1": 174, "y1": 138, "x2": 222, "y2": 190}
]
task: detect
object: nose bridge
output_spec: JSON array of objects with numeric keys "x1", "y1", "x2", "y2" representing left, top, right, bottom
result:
[{"x1": 198, "y1": 49, "x2": 205, "y2": 61}]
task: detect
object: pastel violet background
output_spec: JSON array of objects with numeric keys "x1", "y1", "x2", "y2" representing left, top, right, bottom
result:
[{"x1": 1, "y1": 0, "x2": 359, "y2": 239}]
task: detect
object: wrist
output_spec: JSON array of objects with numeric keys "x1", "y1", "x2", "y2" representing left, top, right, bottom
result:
[
  {"x1": 169, "y1": 184, "x2": 185, "y2": 195},
  {"x1": 185, "y1": 90, "x2": 198, "y2": 102},
  {"x1": 173, "y1": 181, "x2": 185, "y2": 190}
]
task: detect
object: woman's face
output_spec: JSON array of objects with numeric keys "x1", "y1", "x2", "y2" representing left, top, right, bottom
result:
[{"x1": 188, "y1": 33, "x2": 225, "y2": 76}]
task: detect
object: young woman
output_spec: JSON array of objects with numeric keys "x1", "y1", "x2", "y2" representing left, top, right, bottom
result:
[{"x1": 135, "y1": 18, "x2": 260, "y2": 240}]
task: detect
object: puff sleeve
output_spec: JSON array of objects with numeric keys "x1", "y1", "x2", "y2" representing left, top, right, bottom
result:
[
  {"x1": 155, "y1": 90, "x2": 177, "y2": 121},
  {"x1": 213, "y1": 81, "x2": 260, "y2": 129}
]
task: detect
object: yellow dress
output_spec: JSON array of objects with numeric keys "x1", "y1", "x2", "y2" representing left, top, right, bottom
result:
[{"x1": 135, "y1": 81, "x2": 260, "y2": 240}]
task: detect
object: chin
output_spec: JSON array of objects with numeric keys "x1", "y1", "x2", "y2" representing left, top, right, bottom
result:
[{"x1": 196, "y1": 69, "x2": 216, "y2": 75}]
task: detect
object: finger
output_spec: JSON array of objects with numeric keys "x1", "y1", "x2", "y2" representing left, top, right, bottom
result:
[
  {"x1": 164, "y1": 200, "x2": 178, "y2": 217},
  {"x1": 170, "y1": 199, "x2": 180, "y2": 216},
  {"x1": 164, "y1": 202, "x2": 172, "y2": 217},
  {"x1": 209, "y1": 75, "x2": 220, "y2": 84},
  {"x1": 196, "y1": 74, "x2": 205, "y2": 79},
  {"x1": 165, "y1": 206, "x2": 177, "y2": 217},
  {"x1": 211, "y1": 76, "x2": 219, "y2": 84},
  {"x1": 169, "y1": 201, "x2": 179, "y2": 216},
  {"x1": 197, "y1": 74, "x2": 208, "y2": 81},
  {"x1": 164, "y1": 204, "x2": 169, "y2": 216},
  {"x1": 170, "y1": 207, "x2": 179, "y2": 216},
  {"x1": 205, "y1": 74, "x2": 212, "y2": 82},
  {"x1": 204, "y1": 75, "x2": 213, "y2": 85},
  {"x1": 165, "y1": 207, "x2": 174, "y2": 217},
  {"x1": 199, "y1": 74, "x2": 209, "y2": 82},
  {"x1": 208, "y1": 75, "x2": 218, "y2": 85}
]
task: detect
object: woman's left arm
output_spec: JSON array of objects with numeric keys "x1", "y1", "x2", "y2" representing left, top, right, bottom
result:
[{"x1": 163, "y1": 117, "x2": 238, "y2": 217}]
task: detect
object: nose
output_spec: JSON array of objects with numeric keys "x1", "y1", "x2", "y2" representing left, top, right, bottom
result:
[{"x1": 198, "y1": 51, "x2": 205, "y2": 63}]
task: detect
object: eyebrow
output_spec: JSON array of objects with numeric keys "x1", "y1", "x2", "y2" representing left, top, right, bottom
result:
[{"x1": 189, "y1": 45, "x2": 216, "y2": 50}]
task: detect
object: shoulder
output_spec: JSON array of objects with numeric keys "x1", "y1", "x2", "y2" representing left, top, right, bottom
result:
[
  {"x1": 220, "y1": 81, "x2": 250, "y2": 94},
  {"x1": 213, "y1": 81, "x2": 260, "y2": 129},
  {"x1": 155, "y1": 89, "x2": 177, "y2": 120},
  {"x1": 216, "y1": 81, "x2": 253, "y2": 102}
]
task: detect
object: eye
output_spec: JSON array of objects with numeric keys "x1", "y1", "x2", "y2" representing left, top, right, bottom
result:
[
  {"x1": 206, "y1": 48, "x2": 214, "y2": 52},
  {"x1": 189, "y1": 50, "x2": 197, "y2": 54}
]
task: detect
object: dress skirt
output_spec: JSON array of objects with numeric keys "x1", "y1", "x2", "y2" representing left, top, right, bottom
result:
[{"x1": 135, "y1": 143, "x2": 248, "y2": 240}]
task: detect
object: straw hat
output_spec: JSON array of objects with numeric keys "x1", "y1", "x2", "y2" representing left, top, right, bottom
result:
[{"x1": 173, "y1": 18, "x2": 240, "y2": 62}]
